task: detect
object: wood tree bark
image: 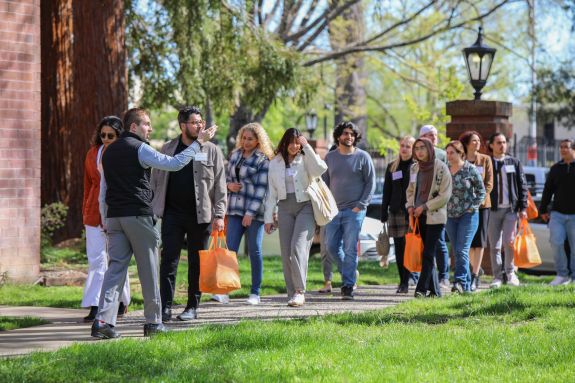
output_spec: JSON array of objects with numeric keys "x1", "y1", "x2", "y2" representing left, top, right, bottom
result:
[
  {"x1": 329, "y1": 2, "x2": 368, "y2": 144},
  {"x1": 41, "y1": 0, "x2": 127, "y2": 240}
]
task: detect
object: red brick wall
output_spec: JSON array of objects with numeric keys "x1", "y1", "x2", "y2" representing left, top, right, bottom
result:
[{"x1": 0, "y1": 0, "x2": 41, "y2": 282}]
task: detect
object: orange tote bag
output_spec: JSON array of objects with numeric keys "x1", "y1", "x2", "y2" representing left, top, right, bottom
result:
[
  {"x1": 513, "y1": 218, "x2": 542, "y2": 268},
  {"x1": 526, "y1": 190, "x2": 539, "y2": 220},
  {"x1": 404, "y1": 217, "x2": 423, "y2": 273},
  {"x1": 199, "y1": 231, "x2": 242, "y2": 294}
]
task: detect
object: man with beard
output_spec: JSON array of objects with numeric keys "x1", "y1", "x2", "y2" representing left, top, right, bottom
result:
[
  {"x1": 151, "y1": 106, "x2": 226, "y2": 322},
  {"x1": 323, "y1": 121, "x2": 375, "y2": 300}
]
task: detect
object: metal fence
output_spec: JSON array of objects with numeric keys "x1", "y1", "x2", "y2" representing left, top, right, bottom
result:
[{"x1": 514, "y1": 135, "x2": 563, "y2": 168}]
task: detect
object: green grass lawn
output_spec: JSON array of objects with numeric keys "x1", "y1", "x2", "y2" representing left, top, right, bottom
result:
[
  {"x1": 0, "y1": 285, "x2": 573, "y2": 382},
  {"x1": 0, "y1": 317, "x2": 48, "y2": 331},
  {"x1": 0, "y1": 254, "x2": 398, "y2": 310}
]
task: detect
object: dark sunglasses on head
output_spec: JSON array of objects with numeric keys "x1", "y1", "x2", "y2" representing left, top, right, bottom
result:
[{"x1": 100, "y1": 133, "x2": 116, "y2": 140}]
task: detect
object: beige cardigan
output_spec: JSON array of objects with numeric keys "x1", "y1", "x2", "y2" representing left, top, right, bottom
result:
[{"x1": 406, "y1": 159, "x2": 452, "y2": 225}]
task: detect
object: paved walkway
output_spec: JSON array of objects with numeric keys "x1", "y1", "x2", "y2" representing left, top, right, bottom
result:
[{"x1": 0, "y1": 285, "x2": 413, "y2": 357}]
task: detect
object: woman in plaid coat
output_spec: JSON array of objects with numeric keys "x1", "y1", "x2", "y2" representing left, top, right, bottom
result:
[
  {"x1": 223, "y1": 123, "x2": 273, "y2": 305},
  {"x1": 381, "y1": 136, "x2": 417, "y2": 294}
]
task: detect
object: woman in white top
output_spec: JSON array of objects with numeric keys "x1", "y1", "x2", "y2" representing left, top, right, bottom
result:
[{"x1": 264, "y1": 128, "x2": 328, "y2": 306}]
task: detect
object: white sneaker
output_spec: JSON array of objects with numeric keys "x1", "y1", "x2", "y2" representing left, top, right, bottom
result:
[
  {"x1": 211, "y1": 294, "x2": 230, "y2": 304},
  {"x1": 549, "y1": 276, "x2": 571, "y2": 286},
  {"x1": 490, "y1": 278, "x2": 503, "y2": 289},
  {"x1": 246, "y1": 294, "x2": 260, "y2": 305},
  {"x1": 507, "y1": 273, "x2": 520, "y2": 287},
  {"x1": 287, "y1": 293, "x2": 305, "y2": 307}
]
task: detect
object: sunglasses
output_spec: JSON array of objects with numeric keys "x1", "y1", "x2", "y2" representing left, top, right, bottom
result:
[{"x1": 100, "y1": 133, "x2": 116, "y2": 140}]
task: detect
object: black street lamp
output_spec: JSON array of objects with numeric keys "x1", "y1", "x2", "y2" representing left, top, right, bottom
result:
[
  {"x1": 305, "y1": 110, "x2": 318, "y2": 139},
  {"x1": 463, "y1": 27, "x2": 497, "y2": 100}
]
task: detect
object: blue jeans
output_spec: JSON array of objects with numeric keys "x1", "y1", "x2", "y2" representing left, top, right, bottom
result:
[
  {"x1": 436, "y1": 228, "x2": 450, "y2": 281},
  {"x1": 446, "y1": 211, "x2": 479, "y2": 291},
  {"x1": 325, "y1": 208, "x2": 366, "y2": 288},
  {"x1": 549, "y1": 211, "x2": 575, "y2": 277},
  {"x1": 226, "y1": 215, "x2": 264, "y2": 295}
]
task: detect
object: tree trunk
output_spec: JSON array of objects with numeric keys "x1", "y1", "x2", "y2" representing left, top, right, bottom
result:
[
  {"x1": 329, "y1": 3, "x2": 368, "y2": 146},
  {"x1": 226, "y1": 103, "x2": 255, "y2": 154},
  {"x1": 41, "y1": 0, "x2": 127, "y2": 240}
]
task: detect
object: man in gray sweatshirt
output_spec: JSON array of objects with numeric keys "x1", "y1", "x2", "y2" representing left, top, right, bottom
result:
[{"x1": 323, "y1": 121, "x2": 375, "y2": 300}]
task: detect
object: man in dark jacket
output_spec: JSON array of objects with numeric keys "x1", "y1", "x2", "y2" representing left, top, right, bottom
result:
[
  {"x1": 487, "y1": 132, "x2": 528, "y2": 288},
  {"x1": 151, "y1": 106, "x2": 227, "y2": 322},
  {"x1": 92, "y1": 107, "x2": 215, "y2": 339},
  {"x1": 540, "y1": 139, "x2": 575, "y2": 285}
]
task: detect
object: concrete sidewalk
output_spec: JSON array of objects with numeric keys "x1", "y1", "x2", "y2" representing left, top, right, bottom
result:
[{"x1": 0, "y1": 285, "x2": 413, "y2": 357}]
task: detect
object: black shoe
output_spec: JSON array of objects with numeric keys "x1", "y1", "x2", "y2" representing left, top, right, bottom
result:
[
  {"x1": 143, "y1": 322, "x2": 168, "y2": 337},
  {"x1": 91, "y1": 320, "x2": 121, "y2": 339},
  {"x1": 396, "y1": 285, "x2": 409, "y2": 294},
  {"x1": 117, "y1": 302, "x2": 128, "y2": 318},
  {"x1": 470, "y1": 274, "x2": 478, "y2": 291},
  {"x1": 162, "y1": 308, "x2": 172, "y2": 323},
  {"x1": 341, "y1": 286, "x2": 354, "y2": 300},
  {"x1": 176, "y1": 307, "x2": 198, "y2": 321},
  {"x1": 83, "y1": 306, "x2": 98, "y2": 322},
  {"x1": 414, "y1": 290, "x2": 426, "y2": 298},
  {"x1": 451, "y1": 282, "x2": 464, "y2": 294}
]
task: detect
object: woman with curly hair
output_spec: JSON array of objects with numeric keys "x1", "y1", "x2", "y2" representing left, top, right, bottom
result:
[{"x1": 217, "y1": 123, "x2": 273, "y2": 305}]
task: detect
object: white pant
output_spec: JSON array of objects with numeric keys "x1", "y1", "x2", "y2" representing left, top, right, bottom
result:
[{"x1": 81, "y1": 225, "x2": 130, "y2": 307}]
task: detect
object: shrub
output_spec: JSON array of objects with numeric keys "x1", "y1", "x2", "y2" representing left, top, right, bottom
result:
[{"x1": 40, "y1": 202, "x2": 68, "y2": 249}]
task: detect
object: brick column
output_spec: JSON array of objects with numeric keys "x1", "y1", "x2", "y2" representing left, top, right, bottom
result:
[
  {"x1": 0, "y1": 0, "x2": 41, "y2": 282},
  {"x1": 445, "y1": 100, "x2": 513, "y2": 276}
]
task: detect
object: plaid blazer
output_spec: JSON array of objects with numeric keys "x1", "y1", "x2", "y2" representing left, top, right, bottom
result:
[{"x1": 226, "y1": 149, "x2": 270, "y2": 221}]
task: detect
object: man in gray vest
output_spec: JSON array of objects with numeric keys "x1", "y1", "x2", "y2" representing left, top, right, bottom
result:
[{"x1": 92, "y1": 107, "x2": 215, "y2": 339}]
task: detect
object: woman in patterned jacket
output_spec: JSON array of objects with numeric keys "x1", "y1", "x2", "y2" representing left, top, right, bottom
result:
[
  {"x1": 445, "y1": 140, "x2": 485, "y2": 293},
  {"x1": 218, "y1": 123, "x2": 273, "y2": 305}
]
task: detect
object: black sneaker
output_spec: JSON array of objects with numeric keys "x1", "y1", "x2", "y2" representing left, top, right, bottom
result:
[
  {"x1": 143, "y1": 322, "x2": 168, "y2": 337},
  {"x1": 83, "y1": 306, "x2": 98, "y2": 322},
  {"x1": 91, "y1": 321, "x2": 121, "y2": 339},
  {"x1": 341, "y1": 286, "x2": 354, "y2": 300},
  {"x1": 414, "y1": 291, "x2": 426, "y2": 298},
  {"x1": 117, "y1": 302, "x2": 128, "y2": 318},
  {"x1": 162, "y1": 308, "x2": 172, "y2": 323},
  {"x1": 396, "y1": 285, "x2": 409, "y2": 294}
]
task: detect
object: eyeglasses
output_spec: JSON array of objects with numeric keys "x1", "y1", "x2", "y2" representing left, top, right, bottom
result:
[
  {"x1": 185, "y1": 120, "x2": 203, "y2": 126},
  {"x1": 100, "y1": 133, "x2": 116, "y2": 140}
]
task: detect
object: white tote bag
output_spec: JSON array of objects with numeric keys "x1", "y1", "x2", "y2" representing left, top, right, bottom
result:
[{"x1": 306, "y1": 176, "x2": 338, "y2": 226}]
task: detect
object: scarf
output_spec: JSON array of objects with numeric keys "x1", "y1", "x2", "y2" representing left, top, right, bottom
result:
[{"x1": 414, "y1": 138, "x2": 436, "y2": 204}]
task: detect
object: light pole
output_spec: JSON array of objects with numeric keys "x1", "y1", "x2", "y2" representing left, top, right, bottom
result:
[
  {"x1": 462, "y1": 27, "x2": 497, "y2": 100},
  {"x1": 305, "y1": 110, "x2": 318, "y2": 139}
]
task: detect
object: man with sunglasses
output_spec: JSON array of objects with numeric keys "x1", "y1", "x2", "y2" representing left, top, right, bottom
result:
[
  {"x1": 151, "y1": 106, "x2": 226, "y2": 322},
  {"x1": 92, "y1": 107, "x2": 216, "y2": 339}
]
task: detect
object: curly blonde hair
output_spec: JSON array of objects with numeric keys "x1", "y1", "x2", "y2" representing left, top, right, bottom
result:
[{"x1": 235, "y1": 122, "x2": 274, "y2": 159}]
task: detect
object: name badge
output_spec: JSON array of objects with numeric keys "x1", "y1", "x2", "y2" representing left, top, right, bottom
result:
[
  {"x1": 286, "y1": 168, "x2": 296, "y2": 177},
  {"x1": 392, "y1": 171, "x2": 403, "y2": 180},
  {"x1": 475, "y1": 166, "x2": 484, "y2": 175},
  {"x1": 194, "y1": 152, "x2": 208, "y2": 162},
  {"x1": 410, "y1": 173, "x2": 417, "y2": 183},
  {"x1": 505, "y1": 164, "x2": 515, "y2": 173}
]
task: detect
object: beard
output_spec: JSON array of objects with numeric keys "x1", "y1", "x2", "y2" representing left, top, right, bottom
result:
[
  {"x1": 338, "y1": 138, "x2": 354, "y2": 147},
  {"x1": 184, "y1": 128, "x2": 197, "y2": 141}
]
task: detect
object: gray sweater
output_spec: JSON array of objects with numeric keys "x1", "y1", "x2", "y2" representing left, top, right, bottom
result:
[{"x1": 323, "y1": 148, "x2": 376, "y2": 210}]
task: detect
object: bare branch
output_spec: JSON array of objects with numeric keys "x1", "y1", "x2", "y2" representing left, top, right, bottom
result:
[
  {"x1": 298, "y1": 0, "x2": 319, "y2": 30},
  {"x1": 303, "y1": 0, "x2": 512, "y2": 66}
]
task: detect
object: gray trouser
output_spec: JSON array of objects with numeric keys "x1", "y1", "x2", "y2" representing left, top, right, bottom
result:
[
  {"x1": 487, "y1": 207, "x2": 518, "y2": 280},
  {"x1": 319, "y1": 225, "x2": 333, "y2": 282},
  {"x1": 96, "y1": 216, "x2": 161, "y2": 326},
  {"x1": 278, "y1": 194, "x2": 316, "y2": 297}
]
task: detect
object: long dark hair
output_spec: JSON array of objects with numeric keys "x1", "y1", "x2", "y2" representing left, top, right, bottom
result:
[
  {"x1": 275, "y1": 128, "x2": 305, "y2": 165},
  {"x1": 93, "y1": 116, "x2": 123, "y2": 146}
]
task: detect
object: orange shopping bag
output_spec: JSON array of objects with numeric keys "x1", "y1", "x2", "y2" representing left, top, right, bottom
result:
[
  {"x1": 199, "y1": 230, "x2": 241, "y2": 294},
  {"x1": 513, "y1": 218, "x2": 542, "y2": 268},
  {"x1": 404, "y1": 216, "x2": 423, "y2": 273},
  {"x1": 526, "y1": 190, "x2": 539, "y2": 220}
]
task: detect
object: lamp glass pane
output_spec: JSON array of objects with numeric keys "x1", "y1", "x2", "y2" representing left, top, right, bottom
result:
[
  {"x1": 480, "y1": 54, "x2": 493, "y2": 80},
  {"x1": 467, "y1": 52, "x2": 481, "y2": 81}
]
